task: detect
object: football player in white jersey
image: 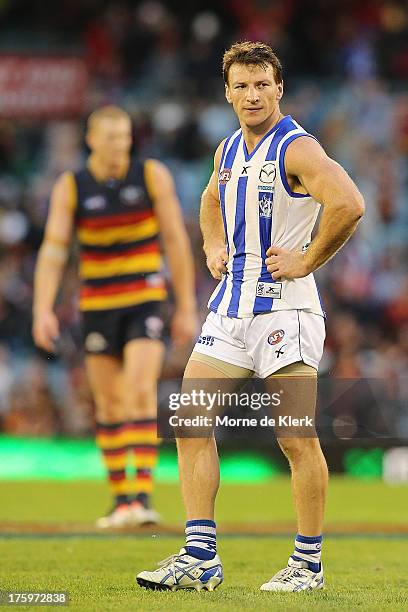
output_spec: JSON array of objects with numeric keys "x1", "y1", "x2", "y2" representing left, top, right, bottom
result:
[{"x1": 137, "y1": 41, "x2": 364, "y2": 593}]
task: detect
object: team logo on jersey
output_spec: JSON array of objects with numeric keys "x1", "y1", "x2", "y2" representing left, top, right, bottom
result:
[
  {"x1": 259, "y1": 192, "x2": 273, "y2": 218},
  {"x1": 145, "y1": 316, "x2": 164, "y2": 339},
  {"x1": 119, "y1": 185, "x2": 144, "y2": 207},
  {"x1": 83, "y1": 195, "x2": 107, "y2": 211},
  {"x1": 219, "y1": 168, "x2": 232, "y2": 184},
  {"x1": 259, "y1": 162, "x2": 276, "y2": 184},
  {"x1": 85, "y1": 332, "x2": 108, "y2": 352},
  {"x1": 267, "y1": 329, "x2": 285, "y2": 345}
]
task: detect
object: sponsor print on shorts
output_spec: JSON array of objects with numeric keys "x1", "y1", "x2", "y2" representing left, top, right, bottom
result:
[
  {"x1": 145, "y1": 316, "x2": 164, "y2": 339},
  {"x1": 197, "y1": 335, "x2": 215, "y2": 347},
  {"x1": 267, "y1": 329, "x2": 285, "y2": 346},
  {"x1": 85, "y1": 332, "x2": 108, "y2": 352}
]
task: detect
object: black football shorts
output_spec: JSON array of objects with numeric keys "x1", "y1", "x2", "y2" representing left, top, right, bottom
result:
[{"x1": 82, "y1": 301, "x2": 165, "y2": 355}]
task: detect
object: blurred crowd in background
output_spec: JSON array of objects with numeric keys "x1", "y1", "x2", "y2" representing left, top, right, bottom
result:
[{"x1": 0, "y1": 0, "x2": 407, "y2": 438}]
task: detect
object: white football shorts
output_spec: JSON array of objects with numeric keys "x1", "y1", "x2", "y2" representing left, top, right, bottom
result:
[{"x1": 192, "y1": 309, "x2": 325, "y2": 379}]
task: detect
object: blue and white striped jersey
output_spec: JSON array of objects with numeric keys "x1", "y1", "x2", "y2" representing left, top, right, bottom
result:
[{"x1": 208, "y1": 115, "x2": 324, "y2": 318}]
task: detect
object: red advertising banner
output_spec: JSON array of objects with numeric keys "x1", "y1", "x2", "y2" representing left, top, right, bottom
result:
[{"x1": 0, "y1": 56, "x2": 88, "y2": 118}]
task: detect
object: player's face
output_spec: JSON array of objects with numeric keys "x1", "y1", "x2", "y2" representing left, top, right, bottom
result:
[
  {"x1": 87, "y1": 118, "x2": 132, "y2": 164},
  {"x1": 225, "y1": 63, "x2": 283, "y2": 130}
]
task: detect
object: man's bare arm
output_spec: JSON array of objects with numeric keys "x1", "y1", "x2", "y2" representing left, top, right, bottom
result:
[
  {"x1": 145, "y1": 159, "x2": 197, "y2": 348},
  {"x1": 200, "y1": 139, "x2": 228, "y2": 279},
  {"x1": 266, "y1": 137, "x2": 365, "y2": 279},
  {"x1": 32, "y1": 172, "x2": 76, "y2": 351}
]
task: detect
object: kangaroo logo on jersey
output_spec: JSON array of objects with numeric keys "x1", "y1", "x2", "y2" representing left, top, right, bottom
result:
[
  {"x1": 120, "y1": 185, "x2": 145, "y2": 207},
  {"x1": 259, "y1": 162, "x2": 276, "y2": 184},
  {"x1": 219, "y1": 168, "x2": 232, "y2": 184},
  {"x1": 259, "y1": 192, "x2": 273, "y2": 218}
]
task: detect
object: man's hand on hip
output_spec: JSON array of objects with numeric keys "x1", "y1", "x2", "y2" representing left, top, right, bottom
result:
[
  {"x1": 265, "y1": 246, "x2": 311, "y2": 281},
  {"x1": 205, "y1": 244, "x2": 228, "y2": 280}
]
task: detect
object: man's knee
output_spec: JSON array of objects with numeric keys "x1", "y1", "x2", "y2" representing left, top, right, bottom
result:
[
  {"x1": 176, "y1": 435, "x2": 215, "y2": 454},
  {"x1": 124, "y1": 381, "x2": 157, "y2": 414},
  {"x1": 94, "y1": 391, "x2": 123, "y2": 422},
  {"x1": 277, "y1": 437, "x2": 321, "y2": 463}
]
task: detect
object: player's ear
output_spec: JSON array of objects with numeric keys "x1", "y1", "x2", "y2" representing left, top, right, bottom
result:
[
  {"x1": 276, "y1": 82, "x2": 283, "y2": 100},
  {"x1": 225, "y1": 84, "x2": 232, "y2": 104},
  {"x1": 85, "y1": 130, "x2": 94, "y2": 150}
]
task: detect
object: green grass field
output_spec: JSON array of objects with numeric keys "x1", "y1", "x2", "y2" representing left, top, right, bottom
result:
[
  {"x1": 1, "y1": 478, "x2": 408, "y2": 610},
  {"x1": 1, "y1": 536, "x2": 408, "y2": 611}
]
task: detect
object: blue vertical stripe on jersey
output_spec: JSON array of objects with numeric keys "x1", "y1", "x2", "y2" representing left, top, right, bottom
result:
[
  {"x1": 219, "y1": 131, "x2": 242, "y2": 251},
  {"x1": 219, "y1": 136, "x2": 231, "y2": 170},
  {"x1": 252, "y1": 125, "x2": 290, "y2": 314},
  {"x1": 265, "y1": 117, "x2": 296, "y2": 161},
  {"x1": 227, "y1": 176, "x2": 248, "y2": 316},
  {"x1": 278, "y1": 133, "x2": 317, "y2": 197},
  {"x1": 209, "y1": 132, "x2": 242, "y2": 313},
  {"x1": 242, "y1": 115, "x2": 289, "y2": 162}
]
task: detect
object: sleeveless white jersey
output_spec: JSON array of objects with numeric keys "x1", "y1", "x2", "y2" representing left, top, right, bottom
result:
[{"x1": 208, "y1": 115, "x2": 324, "y2": 318}]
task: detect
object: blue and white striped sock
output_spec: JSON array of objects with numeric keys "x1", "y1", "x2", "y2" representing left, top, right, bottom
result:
[
  {"x1": 185, "y1": 519, "x2": 217, "y2": 560},
  {"x1": 291, "y1": 533, "x2": 322, "y2": 573}
]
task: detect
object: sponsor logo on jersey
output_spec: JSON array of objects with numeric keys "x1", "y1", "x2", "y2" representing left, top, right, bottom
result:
[
  {"x1": 145, "y1": 273, "x2": 163, "y2": 287},
  {"x1": 83, "y1": 195, "x2": 107, "y2": 211},
  {"x1": 259, "y1": 192, "x2": 273, "y2": 218},
  {"x1": 259, "y1": 162, "x2": 276, "y2": 184},
  {"x1": 119, "y1": 185, "x2": 144, "y2": 207},
  {"x1": 257, "y1": 184, "x2": 274, "y2": 191},
  {"x1": 85, "y1": 332, "x2": 108, "y2": 352},
  {"x1": 256, "y1": 281, "x2": 282, "y2": 299},
  {"x1": 268, "y1": 329, "x2": 285, "y2": 345},
  {"x1": 197, "y1": 335, "x2": 215, "y2": 347},
  {"x1": 219, "y1": 168, "x2": 232, "y2": 184},
  {"x1": 145, "y1": 316, "x2": 164, "y2": 339}
]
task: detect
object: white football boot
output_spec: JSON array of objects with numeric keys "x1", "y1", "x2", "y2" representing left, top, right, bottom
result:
[
  {"x1": 260, "y1": 557, "x2": 324, "y2": 592},
  {"x1": 95, "y1": 504, "x2": 132, "y2": 529},
  {"x1": 136, "y1": 548, "x2": 223, "y2": 591},
  {"x1": 130, "y1": 502, "x2": 160, "y2": 526}
]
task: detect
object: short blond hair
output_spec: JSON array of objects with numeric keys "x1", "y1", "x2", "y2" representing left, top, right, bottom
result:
[
  {"x1": 87, "y1": 105, "x2": 130, "y2": 131},
  {"x1": 223, "y1": 41, "x2": 283, "y2": 85}
]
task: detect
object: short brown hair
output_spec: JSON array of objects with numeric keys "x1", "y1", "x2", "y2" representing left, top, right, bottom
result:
[
  {"x1": 223, "y1": 41, "x2": 283, "y2": 85},
  {"x1": 87, "y1": 105, "x2": 130, "y2": 131}
]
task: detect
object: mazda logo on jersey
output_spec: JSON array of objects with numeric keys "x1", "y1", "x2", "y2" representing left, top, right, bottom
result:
[
  {"x1": 259, "y1": 162, "x2": 276, "y2": 184},
  {"x1": 219, "y1": 168, "x2": 232, "y2": 184}
]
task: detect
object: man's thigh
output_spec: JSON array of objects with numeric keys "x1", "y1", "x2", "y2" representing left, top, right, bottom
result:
[{"x1": 265, "y1": 361, "x2": 318, "y2": 439}]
